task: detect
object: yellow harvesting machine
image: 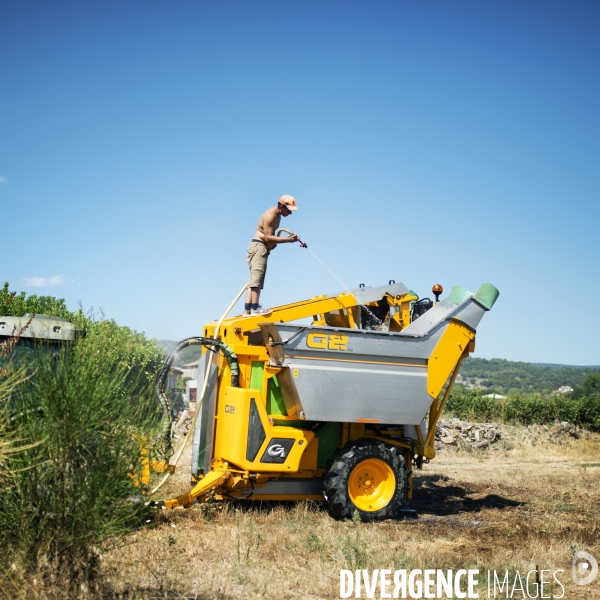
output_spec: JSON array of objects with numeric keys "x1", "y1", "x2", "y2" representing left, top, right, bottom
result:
[{"x1": 161, "y1": 281, "x2": 499, "y2": 520}]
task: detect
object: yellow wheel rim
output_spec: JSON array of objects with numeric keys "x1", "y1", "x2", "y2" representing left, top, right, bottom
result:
[{"x1": 348, "y1": 458, "x2": 396, "y2": 512}]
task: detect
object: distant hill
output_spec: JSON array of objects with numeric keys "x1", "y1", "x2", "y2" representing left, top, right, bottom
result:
[
  {"x1": 156, "y1": 340, "x2": 202, "y2": 367},
  {"x1": 458, "y1": 357, "x2": 600, "y2": 393}
]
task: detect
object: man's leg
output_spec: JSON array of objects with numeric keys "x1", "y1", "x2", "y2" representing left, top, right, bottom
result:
[
  {"x1": 245, "y1": 242, "x2": 271, "y2": 316},
  {"x1": 245, "y1": 287, "x2": 260, "y2": 304},
  {"x1": 244, "y1": 287, "x2": 261, "y2": 315},
  {"x1": 244, "y1": 287, "x2": 252, "y2": 314}
]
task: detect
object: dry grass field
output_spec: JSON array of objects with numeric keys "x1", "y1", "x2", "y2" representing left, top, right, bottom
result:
[{"x1": 91, "y1": 428, "x2": 600, "y2": 600}]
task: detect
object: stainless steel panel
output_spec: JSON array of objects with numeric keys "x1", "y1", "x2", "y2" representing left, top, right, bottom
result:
[
  {"x1": 287, "y1": 357, "x2": 430, "y2": 425},
  {"x1": 191, "y1": 352, "x2": 219, "y2": 477},
  {"x1": 276, "y1": 323, "x2": 444, "y2": 361},
  {"x1": 403, "y1": 420, "x2": 427, "y2": 442},
  {"x1": 261, "y1": 286, "x2": 490, "y2": 427},
  {"x1": 452, "y1": 299, "x2": 487, "y2": 330},
  {"x1": 401, "y1": 297, "x2": 459, "y2": 336},
  {"x1": 401, "y1": 296, "x2": 488, "y2": 337},
  {"x1": 353, "y1": 282, "x2": 410, "y2": 304}
]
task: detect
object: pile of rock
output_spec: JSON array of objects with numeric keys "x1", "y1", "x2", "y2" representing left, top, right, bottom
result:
[
  {"x1": 527, "y1": 421, "x2": 588, "y2": 442},
  {"x1": 434, "y1": 418, "x2": 500, "y2": 451},
  {"x1": 433, "y1": 418, "x2": 592, "y2": 451}
]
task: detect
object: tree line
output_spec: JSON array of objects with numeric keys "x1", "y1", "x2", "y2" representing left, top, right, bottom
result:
[{"x1": 457, "y1": 356, "x2": 600, "y2": 394}]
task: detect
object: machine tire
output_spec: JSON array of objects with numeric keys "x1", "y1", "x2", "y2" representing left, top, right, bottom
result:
[{"x1": 322, "y1": 439, "x2": 409, "y2": 521}]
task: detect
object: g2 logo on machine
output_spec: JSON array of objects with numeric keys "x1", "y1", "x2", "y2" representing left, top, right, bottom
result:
[
  {"x1": 306, "y1": 333, "x2": 349, "y2": 351},
  {"x1": 260, "y1": 438, "x2": 296, "y2": 464},
  {"x1": 267, "y1": 444, "x2": 286, "y2": 458},
  {"x1": 224, "y1": 404, "x2": 235, "y2": 414}
]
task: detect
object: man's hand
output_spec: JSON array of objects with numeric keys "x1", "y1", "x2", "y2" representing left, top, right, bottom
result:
[{"x1": 287, "y1": 233, "x2": 299, "y2": 243}]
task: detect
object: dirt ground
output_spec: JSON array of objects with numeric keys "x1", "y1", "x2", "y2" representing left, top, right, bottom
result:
[{"x1": 101, "y1": 429, "x2": 600, "y2": 599}]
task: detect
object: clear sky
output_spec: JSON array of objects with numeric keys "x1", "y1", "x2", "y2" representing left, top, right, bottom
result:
[{"x1": 1, "y1": 1, "x2": 599, "y2": 365}]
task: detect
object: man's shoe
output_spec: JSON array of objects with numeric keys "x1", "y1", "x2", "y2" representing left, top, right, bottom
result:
[
  {"x1": 243, "y1": 310, "x2": 251, "y2": 317},
  {"x1": 250, "y1": 306, "x2": 272, "y2": 316}
]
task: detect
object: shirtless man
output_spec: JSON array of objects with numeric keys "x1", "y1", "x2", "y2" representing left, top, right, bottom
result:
[{"x1": 244, "y1": 195, "x2": 300, "y2": 316}]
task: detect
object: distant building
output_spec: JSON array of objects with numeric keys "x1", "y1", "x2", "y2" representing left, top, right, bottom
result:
[
  {"x1": 482, "y1": 393, "x2": 507, "y2": 399},
  {"x1": 554, "y1": 385, "x2": 573, "y2": 394},
  {"x1": 181, "y1": 361, "x2": 199, "y2": 379},
  {"x1": 166, "y1": 366, "x2": 184, "y2": 389},
  {"x1": 185, "y1": 379, "x2": 197, "y2": 416}
]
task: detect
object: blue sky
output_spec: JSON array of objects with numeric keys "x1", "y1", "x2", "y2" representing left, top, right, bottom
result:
[{"x1": 1, "y1": 1, "x2": 599, "y2": 365}]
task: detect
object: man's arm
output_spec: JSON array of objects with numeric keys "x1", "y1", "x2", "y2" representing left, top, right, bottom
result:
[{"x1": 263, "y1": 215, "x2": 299, "y2": 246}]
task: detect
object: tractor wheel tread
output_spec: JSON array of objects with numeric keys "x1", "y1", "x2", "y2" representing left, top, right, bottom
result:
[{"x1": 322, "y1": 438, "x2": 410, "y2": 522}]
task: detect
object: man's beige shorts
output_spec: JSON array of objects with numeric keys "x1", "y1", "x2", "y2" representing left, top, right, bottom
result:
[{"x1": 247, "y1": 241, "x2": 269, "y2": 289}]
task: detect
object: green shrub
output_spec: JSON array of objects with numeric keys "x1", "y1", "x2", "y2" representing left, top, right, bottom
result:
[
  {"x1": 0, "y1": 371, "x2": 26, "y2": 484},
  {"x1": 503, "y1": 394, "x2": 557, "y2": 426},
  {"x1": 0, "y1": 333, "x2": 158, "y2": 588},
  {"x1": 554, "y1": 394, "x2": 580, "y2": 424},
  {"x1": 446, "y1": 390, "x2": 502, "y2": 422},
  {"x1": 0, "y1": 281, "x2": 72, "y2": 320},
  {"x1": 572, "y1": 394, "x2": 600, "y2": 431}
]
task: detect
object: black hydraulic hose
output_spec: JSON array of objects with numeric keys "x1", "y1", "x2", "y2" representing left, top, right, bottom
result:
[
  {"x1": 415, "y1": 297, "x2": 432, "y2": 305},
  {"x1": 155, "y1": 336, "x2": 240, "y2": 458}
]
